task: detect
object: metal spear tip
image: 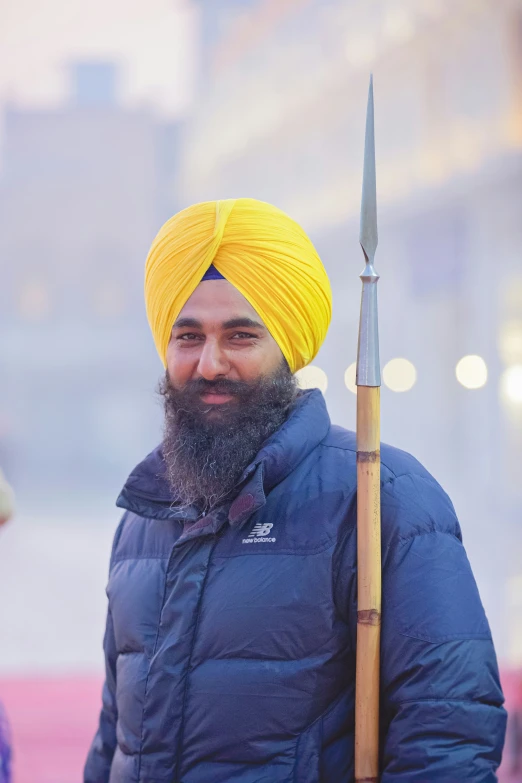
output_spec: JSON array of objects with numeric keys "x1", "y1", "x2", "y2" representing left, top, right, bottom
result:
[{"x1": 360, "y1": 74, "x2": 378, "y2": 264}]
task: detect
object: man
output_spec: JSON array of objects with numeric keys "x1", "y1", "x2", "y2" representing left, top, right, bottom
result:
[{"x1": 85, "y1": 198, "x2": 506, "y2": 782}]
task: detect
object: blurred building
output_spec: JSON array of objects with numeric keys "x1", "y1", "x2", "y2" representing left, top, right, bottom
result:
[
  {"x1": 181, "y1": 0, "x2": 522, "y2": 660},
  {"x1": 0, "y1": 61, "x2": 181, "y2": 508}
]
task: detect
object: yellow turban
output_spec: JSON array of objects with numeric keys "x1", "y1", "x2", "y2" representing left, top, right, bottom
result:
[{"x1": 144, "y1": 198, "x2": 332, "y2": 373}]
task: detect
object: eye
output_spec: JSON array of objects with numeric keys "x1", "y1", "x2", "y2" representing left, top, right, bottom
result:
[
  {"x1": 231, "y1": 332, "x2": 258, "y2": 339},
  {"x1": 177, "y1": 332, "x2": 202, "y2": 341}
]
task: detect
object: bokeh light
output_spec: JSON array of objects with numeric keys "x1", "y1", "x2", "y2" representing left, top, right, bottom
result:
[
  {"x1": 456, "y1": 355, "x2": 488, "y2": 389},
  {"x1": 383, "y1": 358, "x2": 417, "y2": 392},
  {"x1": 344, "y1": 363, "x2": 357, "y2": 395},
  {"x1": 296, "y1": 365, "x2": 328, "y2": 393},
  {"x1": 499, "y1": 320, "x2": 522, "y2": 365},
  {"x1": 500, "y1": 365, "x2": 522, "y2": 405}
]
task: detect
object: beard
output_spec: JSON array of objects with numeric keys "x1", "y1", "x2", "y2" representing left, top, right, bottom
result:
[{"x1": 159, "y1": 360, "x2": 298, "y2": 513}]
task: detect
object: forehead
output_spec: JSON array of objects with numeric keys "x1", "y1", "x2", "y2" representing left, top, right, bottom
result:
[{"x1": 177, "y1": 279, "x2": 263, "y2": 325}]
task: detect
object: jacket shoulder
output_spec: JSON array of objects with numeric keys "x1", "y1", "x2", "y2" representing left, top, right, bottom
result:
[
  {"x1": 322, "y1": 425, "x2": 430, "y2": 479},
  {"x1": 320, "y1": 424, "x2": 461, "y2": 542}
]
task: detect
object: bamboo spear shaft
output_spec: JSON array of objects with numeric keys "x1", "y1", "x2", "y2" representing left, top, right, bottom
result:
[{"x1": 355, "y1": 75, "x2": 382, "y2": 783}]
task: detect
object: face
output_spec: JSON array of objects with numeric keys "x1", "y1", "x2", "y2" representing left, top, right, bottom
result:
[
  {"x1": 161, "y1": 280, "x2": 298, "y2": 510},
  {"x1": 166, "y1": 280, "x2": 284, "y2": 404}
]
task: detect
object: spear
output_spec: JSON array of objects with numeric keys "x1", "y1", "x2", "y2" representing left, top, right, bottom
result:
[{"x1": 355, "y1": 74, "x2": 381, "y2": 783}]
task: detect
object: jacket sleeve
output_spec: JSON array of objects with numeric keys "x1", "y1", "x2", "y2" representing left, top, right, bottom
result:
[
  {"x1": 378, "y1": 473, "x2": 507, "y2": 781},
  {"x1": 84, "y1": 517, "x2": 125, "y2": 783}
]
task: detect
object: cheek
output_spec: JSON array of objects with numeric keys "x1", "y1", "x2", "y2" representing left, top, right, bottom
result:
[
  {"x1": 261, "y1": 336, "x2": 286, "y2": 372},
  {"x1": 233, "y1": 341, "x2": 284, "y2": 379},
  {"x1": 165, "y1": 341, "x2": 191, "y2": 384}
]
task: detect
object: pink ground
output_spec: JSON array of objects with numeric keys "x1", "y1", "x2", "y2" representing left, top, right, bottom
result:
[
  {"x1": 0, "y1": 672, "x2": 520, "y2": 782},
  {"x1": 0, "y1": 676, "x2": 103, "y2": 783}
]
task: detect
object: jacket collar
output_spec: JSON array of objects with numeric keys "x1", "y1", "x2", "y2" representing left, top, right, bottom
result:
[{"x1": 116, "y1": 388, "x2": 331, "y2": 523}]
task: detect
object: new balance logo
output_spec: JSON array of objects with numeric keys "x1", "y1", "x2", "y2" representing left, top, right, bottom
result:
[
  {"x1": 242, "y1": 522, "x2": 276, "y2": 544},
  {"x1": 249, "y1": 523, "x2": 273, "y2": 537}
]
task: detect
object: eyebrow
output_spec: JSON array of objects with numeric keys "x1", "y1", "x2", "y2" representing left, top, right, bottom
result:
[
  {"x1": 173, "y1": 317, "x2": 203, "y2": 329},
  {"x1": 172, "y1": 316, "x2": 266, "y2": 331},
  {"x1": 222, "y1": 317, "x2": 266, "y2": 331}
]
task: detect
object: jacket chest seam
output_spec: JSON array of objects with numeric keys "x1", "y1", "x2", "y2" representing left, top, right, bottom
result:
[{"x1": 173, "y1": 538, "x2": 217, "y2": 783}]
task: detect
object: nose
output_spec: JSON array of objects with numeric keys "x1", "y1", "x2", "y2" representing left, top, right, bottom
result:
[{"x1": 196, "y1": 338, "x2": 230, "y2": 380}]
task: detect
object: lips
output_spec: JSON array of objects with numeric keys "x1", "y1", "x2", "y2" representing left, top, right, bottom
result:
[{"x1": 200, "y1": 392, "x2": 234, "y2": 404}]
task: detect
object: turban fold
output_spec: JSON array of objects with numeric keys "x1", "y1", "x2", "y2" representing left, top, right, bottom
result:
[{"x1": 144, "y1": 198, "x2": 332, "y2": 373}]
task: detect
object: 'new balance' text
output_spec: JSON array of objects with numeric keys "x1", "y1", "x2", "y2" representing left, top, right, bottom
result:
[{"x1": 242, "y1": 522, "x2": 276, "y2": 544}]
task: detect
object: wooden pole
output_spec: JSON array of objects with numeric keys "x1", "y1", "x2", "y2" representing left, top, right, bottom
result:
[
  {"x1": 355, "y1": 387, "x2": 381, "y2": 782},
  {"x1": 354, "y1": 75, "x2": 382, "y2": 783}
]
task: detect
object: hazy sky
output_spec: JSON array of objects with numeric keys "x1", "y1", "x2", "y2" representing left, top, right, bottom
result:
[{"x1": 0, "y1": 0, "x2": 198, "y2": 115}]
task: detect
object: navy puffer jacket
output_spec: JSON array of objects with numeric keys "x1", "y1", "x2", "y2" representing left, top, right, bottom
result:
[{"x1": 85, "y1": 389, "x2": 506, "y2": 782}]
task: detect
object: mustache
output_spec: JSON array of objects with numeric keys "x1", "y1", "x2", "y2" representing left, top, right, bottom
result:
[{"x1": 176, "y1": 377, "x2": 254, "y2": 398}]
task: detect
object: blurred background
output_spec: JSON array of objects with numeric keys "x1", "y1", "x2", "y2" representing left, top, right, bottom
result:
[{"x1": 0, "y1": 0, "x2": 521, "y2": 779}]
